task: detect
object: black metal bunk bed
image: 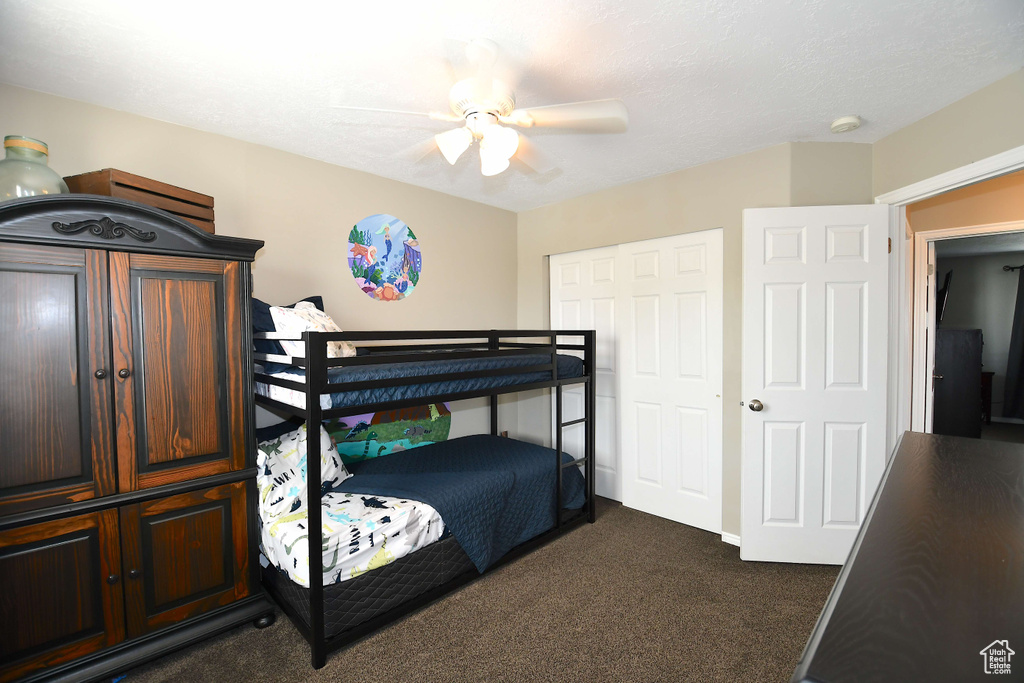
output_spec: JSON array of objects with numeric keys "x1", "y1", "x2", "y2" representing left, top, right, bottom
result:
[{"x1": 252, "y1": 329, "x2": 596, "y2": 668}]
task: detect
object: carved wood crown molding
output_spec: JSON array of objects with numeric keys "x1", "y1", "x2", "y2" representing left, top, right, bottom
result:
[{"x1": 52, "y1": 216, "x2": 157, "y2": 242}]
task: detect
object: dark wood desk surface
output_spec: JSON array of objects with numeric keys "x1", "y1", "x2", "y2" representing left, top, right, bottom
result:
[{"x1": 792, "y1": 431, "x2": 1024, "y2": 682}]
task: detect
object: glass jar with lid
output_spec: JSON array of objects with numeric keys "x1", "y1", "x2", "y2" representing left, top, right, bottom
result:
[{"x1": 0, "y1": 135, "x2": 69, "y2": 201}]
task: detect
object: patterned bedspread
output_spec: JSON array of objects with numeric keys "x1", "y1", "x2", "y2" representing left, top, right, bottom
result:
[
  {"x1": 260, "y1": 491, "x2": 445, "y2": 588},
  {"x1": 338, "y1": 434, "x2": 586, "y2": 572},
  {"x1": 260, "y1": 433, "x2": 586, "y2": 586}
]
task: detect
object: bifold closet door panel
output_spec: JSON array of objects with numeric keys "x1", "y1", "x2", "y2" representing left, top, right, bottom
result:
[
  {"x1": 109, "y1": 252, "x2": 245, "y2": 491},
  {"x1": 0, "y1": 243, "x2": 116, "y2": 516},
  {"x1": 0, "y1": 509, "x2": 125, "y2": 682},
  {"x1": 119, "y1": 482, "x2": 250, "y2": 638}
]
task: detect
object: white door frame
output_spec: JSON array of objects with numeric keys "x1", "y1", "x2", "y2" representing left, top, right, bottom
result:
[
  {"x1": 876, "y1": 143, "x2": 1024, "y2": 451},
  {"x1": 910, "y1": 219, "x2": 1024, "y2": 432}
]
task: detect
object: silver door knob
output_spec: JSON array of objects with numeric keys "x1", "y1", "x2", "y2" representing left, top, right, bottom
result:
[{"x1": 748, "y1": 399, "x2": 764, "y2": 412}]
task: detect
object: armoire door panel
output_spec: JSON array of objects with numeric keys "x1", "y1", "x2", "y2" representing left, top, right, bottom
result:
[
  {"x1": 0, "y1": 509, "x2": 124, "y2": 682},
  {"x1": 137, "y1": 275, "x2": 224, "y2": 464},
  {"x1": 120, "y1": 482, "x2": 250, "y2": 638},
  {"x1": 109, "y1": 252, "x2": 245, "y2": 491},
  {"x1": 0, "y1": 244, "x2": 115, "y2": 515}
]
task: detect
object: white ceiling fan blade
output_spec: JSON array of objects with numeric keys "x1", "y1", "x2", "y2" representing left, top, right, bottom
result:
[
  {"x1": 435, "y1": 126, "x2": 474, "y2": 165},
  {"x1": 504, "y1": 99, "x2": 628, "y2": 133},
  {"x1": 444, "y1": 37, "x2": 499, "y2": 80},
  {"x1": 514, "y1": 134, "x2": 557, "y2": 175},
  {"x1": 331, "y1": 104, "x2": 462, "y2": 123},
  {"x1": 466, "y1": 38, "x2": 499, "y2": 81},
  {"x1": 401, "y1": 136, "x2": 440, "y2": 163}
]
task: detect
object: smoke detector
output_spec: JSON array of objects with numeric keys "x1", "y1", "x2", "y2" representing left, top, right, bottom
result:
[{"x1": 830, "y1": 115, "x2": 862, "y2": 134}]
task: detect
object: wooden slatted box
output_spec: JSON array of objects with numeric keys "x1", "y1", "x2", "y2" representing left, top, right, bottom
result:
[{"x1": 64, "y1": 168, "x2": 216, "y2": 234}]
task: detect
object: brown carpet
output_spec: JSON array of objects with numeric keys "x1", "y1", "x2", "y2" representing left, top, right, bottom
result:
[{"x1": 126, "y1": 499, "x2": 838, "y2": 683}]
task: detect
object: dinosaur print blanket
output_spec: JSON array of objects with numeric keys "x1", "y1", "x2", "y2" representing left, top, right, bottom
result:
[
  {"x1": 258, "y1": 430, "x2": 585, "y2": 586},
  {"x1": 257, "y1": 424, "x2": 444, "y2": 588},
  {"x1": 260, "y1": 490, "x2": 445, "y2": 588},
  {"x1": 337, "y1": 434, "x2": 587, "y2": 572}
]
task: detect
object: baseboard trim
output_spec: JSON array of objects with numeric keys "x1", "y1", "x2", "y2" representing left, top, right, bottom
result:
[
  {"x1": 990, "y1": 416, "x2": 1024, "y2": 425},
  {"x1": 721, "y1": 532, "x2": 740, "y2": 547}
]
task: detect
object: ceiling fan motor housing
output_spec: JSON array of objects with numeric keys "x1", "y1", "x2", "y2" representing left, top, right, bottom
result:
[
  {"x1": 449, "y1": 77, "x2": 516, "y2": 120},
  {"x1": 466, "y1": 112, "x2": 500, "y2": 136}
]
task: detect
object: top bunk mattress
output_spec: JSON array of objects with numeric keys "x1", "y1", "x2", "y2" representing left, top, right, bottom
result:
[{"x1": 256, "y1": 352, "x2": 585, "y2": 410}]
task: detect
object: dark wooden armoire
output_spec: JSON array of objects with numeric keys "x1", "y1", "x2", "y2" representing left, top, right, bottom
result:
[{"x1": 0, "y1": 195, "x2": 272, "y2": 682}]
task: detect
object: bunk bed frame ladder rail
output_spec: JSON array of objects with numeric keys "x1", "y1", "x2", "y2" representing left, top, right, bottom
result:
[
  {"x1": 284, "y1": 329, "x2": 596, "y2": 669},
  {"x1": 304, "y1": 330, "x2": 328, "y2": 669},
  {"x1": 555, "y1": 331, "x2": 598, "y2": 527}
]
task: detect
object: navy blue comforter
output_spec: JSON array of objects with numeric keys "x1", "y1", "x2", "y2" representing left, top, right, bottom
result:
[{"x1": 335, "y1": 434, "x2": 586, "y2": 572}]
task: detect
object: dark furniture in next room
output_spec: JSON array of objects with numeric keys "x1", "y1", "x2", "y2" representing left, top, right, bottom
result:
[
  {"x1": 932, "y1": 328, "x2": 983, "y2": 438},
  {"x1": 981, "y1": 371, "x2": 995, "y2": 425}
]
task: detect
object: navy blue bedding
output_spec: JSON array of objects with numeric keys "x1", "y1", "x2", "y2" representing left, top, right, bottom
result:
[
  {"x1": 260, "y1": 353, "x2": 584, "y2": 410},
  {"x1": 335, "y1": 434, "x2": 586, "y2": 572}
]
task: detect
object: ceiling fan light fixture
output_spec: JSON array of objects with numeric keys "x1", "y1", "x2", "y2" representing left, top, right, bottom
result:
[
  {"x1": 480, "y1": 124, "x2": 520, "y2": 160},
  {"x1": 479, "y1": 149, "x2": 510, "y2": 176},
  {"x1": 434, "y1": 126, "x2": 473, "y2": 165},
  {"x1": 332, "y1": 39, "x2": 630, "y2": 180}
]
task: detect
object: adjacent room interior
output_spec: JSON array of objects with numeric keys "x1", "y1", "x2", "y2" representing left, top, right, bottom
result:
[
  {"x1": 909, "y1": 170, "x2": 1024, "y2": 443},
  {"x1": 1, "y1": 2, "x2": 1022, "y2": 682}
]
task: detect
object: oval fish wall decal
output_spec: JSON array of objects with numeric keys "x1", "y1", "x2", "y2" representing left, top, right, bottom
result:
[{"x1": 348, "y1": 214, "x2": 421, "y2": 301}]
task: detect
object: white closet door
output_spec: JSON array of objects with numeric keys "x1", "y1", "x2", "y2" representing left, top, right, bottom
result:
[
  {"x1": 550, "y1": 246, "x2": 621, "y2": 500},
  {"x1": 618, "y1": 230, "x2": 724, "y2": 534},
  {"x1": 741, "y1": 205, "x2": 889, "y2": 564}
]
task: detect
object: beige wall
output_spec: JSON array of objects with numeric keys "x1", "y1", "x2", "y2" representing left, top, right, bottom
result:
[
  {"x1": 516, "y1": 141, "x2": 873, "y2": 536},
  {"x1": 873, "y1": 70, "x2": 1024, "y2": 197},
  {"x1": 907, "y1": 168, "x2": 1024, "y2": 232},
  {"x1": 791, "y1": 142, "x2": 874, "y2": 206},
  {"x1": 1, "y1": 83, "x2": 520, "y2": 436}
]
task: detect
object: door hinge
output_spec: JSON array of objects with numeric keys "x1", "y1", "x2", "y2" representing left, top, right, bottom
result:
[
  {"x1": 888, "y1": 238, "x2": 892, "y2": 254},
  {"x1": 928, "y1": 263, "x2": 935, "y2": 275}
]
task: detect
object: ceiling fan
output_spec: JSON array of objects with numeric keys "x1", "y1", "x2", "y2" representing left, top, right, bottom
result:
[{"x1": 333, "y1": 39, "x2": 629, "y2": 176}]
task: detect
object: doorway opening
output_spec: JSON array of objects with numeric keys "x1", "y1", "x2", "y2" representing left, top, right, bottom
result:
[
  {"x1": 932, "y1": 229, "x2": 1024, "y2": 443},
  {"x1": 908, "y1": 169, "x2": 1024, "y2": 444}
]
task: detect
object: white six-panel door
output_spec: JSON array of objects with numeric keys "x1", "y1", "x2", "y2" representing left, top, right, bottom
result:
[
  {"x1": 618, "y1": 230, "x2": 724, "y2": 534},
  {"x1": 550, "y1": 231, "x2": 724, "y2": 531},
  {"x1": 741, "y1": 205, "x2": 889, "y2": 564},
  {"x1": 550, "y1": 246, "x2": 621, "y2": 500}
]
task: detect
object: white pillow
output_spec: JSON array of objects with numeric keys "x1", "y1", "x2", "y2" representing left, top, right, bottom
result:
[
  {"x1": 256, "y1": 424, "x2": 352, "y2": 521},
  {"x1": 269, "y1": 301, "x2": 356, "y2": 359}
]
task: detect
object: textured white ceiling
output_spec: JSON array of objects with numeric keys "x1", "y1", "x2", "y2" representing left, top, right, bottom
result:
[{"x1": 1, "y1": 0, "x2": 1022, "y2": 211}]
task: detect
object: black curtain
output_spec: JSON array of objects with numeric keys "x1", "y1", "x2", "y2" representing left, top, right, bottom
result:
[{"x1": 1003, "y1": 269, "x2": 1024, "y2": 418}]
